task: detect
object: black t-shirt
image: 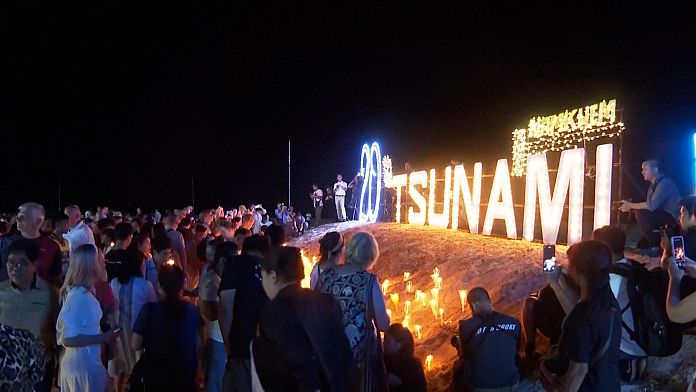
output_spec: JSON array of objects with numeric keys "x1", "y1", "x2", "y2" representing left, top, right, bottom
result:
[
  {"x1": 133, "y1": 301, "x2": 200, "y2": 391},
  {"x1": 558, "y1": 286, "x2": 621, "y2": 392},
  {"x1": 458, "y1": 311, "x2": 520, "y2": 389},
  {"x1": 218, "y1": 254, "x2": 268, "y2": 359},
  {"x1": 384, "y1": 353, "x2": 427, "y2": 392},
  {"x1": 105, "y1": 248, "x2": 126, "y2": 283}
]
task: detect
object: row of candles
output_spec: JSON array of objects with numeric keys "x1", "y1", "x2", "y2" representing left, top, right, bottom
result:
[{"x1": 382, "y1": 267, "x2": 469, "y2": 372}]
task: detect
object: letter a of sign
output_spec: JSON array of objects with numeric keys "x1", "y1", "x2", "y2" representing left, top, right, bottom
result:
[
  {"x1": 523, "y1": 148, "x2": 585, "y2": 245},
  {"x1": 482, "y1": 159, "x2": 517, "y2": 239}
]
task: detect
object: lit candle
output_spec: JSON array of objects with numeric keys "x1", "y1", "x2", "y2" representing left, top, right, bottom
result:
[
  {"x1": 430, "y1": 288, "x2": 439, "y2": 308},
  {"x1": 430, "y1": 299, "x2": 438, "y2": 318},
  {"x1": 406, "y1": 281, "x2": 413, "y2": 293},
  {"x1": 415, "y1": 290, "x2": 426, "y2": 306},
  {"x1": 403, "y1": 271, "x2": 411, "y2": 281},
  {"x1": 425, "y1": 354, "x2": 433, "y2": 371},
  {"x1": 402, "y1": 314, "x2": 410, "y2": 330},
  {"x1": 431, "y1": 267, "x2": 441, "y2": 289},
  {"x1": 381, "y1": 279, "x2": 391, "y2": 294},
  {"x1": 166, "y1": 259, "x2": 175, "y2": 266},
  {"x1": 390, "y1": 293, "x2": 400, "y2": 310},
  {"x1": 439, "y1": 307, "x2": 444, "y2": 324},
  {"x1": 404, "y1": 300, "x2": 411, "y2": 315},
  {"x1": 386, "y1": 309, "x2": 393, "y2": 320},
  {"x1": 414, "y1": 324, "x2": 422, "y2": 339},
  {"x1": 458, "y1": 289, "x2": 468, "y2": 312}
]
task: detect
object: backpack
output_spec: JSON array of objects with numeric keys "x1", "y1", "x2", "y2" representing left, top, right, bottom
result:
[{"x1": 612, "y1": 260, "x2": 682, "y2": 357}]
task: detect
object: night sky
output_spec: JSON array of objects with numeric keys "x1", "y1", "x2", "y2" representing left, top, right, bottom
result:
[{"x1": 3, "y1": 5, "x2": 696, "y2": 215}]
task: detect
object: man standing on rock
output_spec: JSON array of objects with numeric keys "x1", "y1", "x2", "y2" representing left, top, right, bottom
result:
[{"x1": 333, "y1": 174, "x2": 348, "y2": 222}]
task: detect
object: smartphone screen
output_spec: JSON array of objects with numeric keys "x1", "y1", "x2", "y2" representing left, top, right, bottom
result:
[
  {"x1": 672, "y1": 236, "x2": 686, "y2": 269},
  {"x1": 543, "y1": 245, "x2": 556, "y2": 272}
]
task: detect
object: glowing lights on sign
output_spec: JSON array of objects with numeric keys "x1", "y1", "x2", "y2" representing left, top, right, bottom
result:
[
  {"x1": 511, "y1": 99, "x2": 623, "y2": 176},
  {"x1": 358, "y1": 142, "x2": 383, "y2": 223},
  {"x1": 523, "y1": 148, "x2": 585, "y2": 245},
  {"x1": 375, "y1": 144, "x2": 616, "y2": 245},
  {"x1": 482, "y1": 159, "x2": 517, "y2": 239}
]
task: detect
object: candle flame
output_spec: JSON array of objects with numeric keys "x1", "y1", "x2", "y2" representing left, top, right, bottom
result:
[
  {"x1": 415, "y1": 290, "x2": 426, "y2": 306},
  {"x1": 390, "y1": 293, "x2": 400, "y2": 309},
  {"x1": 404, "y1": 300, "x2": 411, "y2": 316},
  {"x1": 425, "y1": 354, "x2": 433, "y2": 371},
  {"x1": 381, "y1": 279, "x2": 391, "y2": 294},
  {"x1": 403, "y1": 271, "x2": 411, "y2": 281},
  {"x1": 430, "y1": 299, "x2": 438, "y2": 318},
  {"x1": 414, "y1": 324, "x2": 422, "y2": 339},
  {"x1": 299, "y1": 249, "x2": 318, "y2": 288},
  {"x1": 166, "y1": 259, "x2": 175, "y2": 266},
  {"x1": 431, "y1": 267, "x2": 441, "y2": 289},
  {"x1": 458, "y1": 289, "x2": 468, "y2": 312},
  {"x1": 406, "y1": 281, "x2": 413, "y2": 293}
]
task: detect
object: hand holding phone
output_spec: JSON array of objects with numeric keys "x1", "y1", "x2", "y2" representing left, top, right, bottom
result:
[
  {"x1": 671, "y1": 236, "x2": 686, "y2": 270},
  {"x1": 543, "y1": 245, "x2": 556, "y2": 272}
]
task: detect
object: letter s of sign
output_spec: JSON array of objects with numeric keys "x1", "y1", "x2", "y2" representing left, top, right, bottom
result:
[{"x1": 359, "y1": 142, "x2": 382, "y2": 223}]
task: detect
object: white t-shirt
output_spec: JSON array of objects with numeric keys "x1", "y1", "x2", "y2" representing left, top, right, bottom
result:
[
  {"x1": 313, "y1": 189, "x2": 324, "y2": 207},
  {"x1": 200, "y1": 269, "x2": 224, "y2": 343},
  {"x1": 333, "y1": 181, "x2": 347, "y2": 196},
  {"x1": 609, "y1": 258, "x2": 647, "y2": 357}
]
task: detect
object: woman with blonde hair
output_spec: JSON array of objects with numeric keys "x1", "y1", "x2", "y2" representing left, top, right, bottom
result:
[
  {"x1": 318, "y1": 232, "x2": 390, "y2": 391},
  {"x1": 58, "y1": 244, "x2": 119, "y2": 391}
]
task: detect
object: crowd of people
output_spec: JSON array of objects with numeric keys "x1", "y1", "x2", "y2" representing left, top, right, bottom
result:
[{"x1": 2, "y1": 158, "x2": 696, "y2": 391}]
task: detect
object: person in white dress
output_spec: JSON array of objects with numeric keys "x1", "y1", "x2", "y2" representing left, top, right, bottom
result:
[
  {"x1": 58, "y1": 244, "x2": 119, "y2": 392},
  {"x1": 108, "y1": 249, "x2": 157, "y2": 392}
]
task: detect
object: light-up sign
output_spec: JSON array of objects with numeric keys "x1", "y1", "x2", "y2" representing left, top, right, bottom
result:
[
  {"x1": 511, "y1": 99, "x2": 624, "y2": 176},
  {"x1": 383, "y1": 145, "x2": 613, "y2": 245},
  {"x1": 361, "y1": 100, "x2": 621, "y2": 244},
  {"x1": 358, "y1": 142, "x2": 382, "y2": 223}
]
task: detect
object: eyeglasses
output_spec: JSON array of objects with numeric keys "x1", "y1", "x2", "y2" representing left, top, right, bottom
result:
[{"x1": 7, "y1": 260, "x2": 29, "y2": 269}]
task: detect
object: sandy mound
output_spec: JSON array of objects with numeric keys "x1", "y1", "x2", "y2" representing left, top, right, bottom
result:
[{"x1": 289, "y1": 222, "x2": 695, "y2": 391}]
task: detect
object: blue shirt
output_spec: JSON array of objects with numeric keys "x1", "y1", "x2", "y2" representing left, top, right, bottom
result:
[{"x1": 646, "y1": 175, "x2": 681, "y2": 219}]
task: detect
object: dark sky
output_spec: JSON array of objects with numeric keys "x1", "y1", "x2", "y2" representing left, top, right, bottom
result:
[{"x1": 3, "y1": 5, "x2": 696, "y2": 215}]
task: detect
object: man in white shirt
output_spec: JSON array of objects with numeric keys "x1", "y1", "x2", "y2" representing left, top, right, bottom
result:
[
  {"x1": 333, "y1": 174, "x2": 348, "y2": 222},
  {"x1": 592, "y1": 225, "x2": 647, "y2": 382},
  {"x1": 63, "y1": 205, "x2": 95, "y2": 252},
  {"x1": 310, "y1": 184, "x2": 323, "y2": 225}
]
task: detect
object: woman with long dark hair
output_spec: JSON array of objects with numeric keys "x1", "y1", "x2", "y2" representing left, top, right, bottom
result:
[
  {"x1": 309, "y1": 231, "x2": 344, "y2": 289},
  {"x1": 383, "y1": 323, "x2": 426, "y2": 392},
  {"x1": 540, "y1": 240, "x2": 621, "y2": 391},
  {"x1": 130, "y1": 265, "x2": 200, "y2": 391}
]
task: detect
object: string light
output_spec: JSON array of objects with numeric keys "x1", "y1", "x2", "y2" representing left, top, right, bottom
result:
[{"x1": 511, "y1": 99, "x2": 622, "y2": 176}]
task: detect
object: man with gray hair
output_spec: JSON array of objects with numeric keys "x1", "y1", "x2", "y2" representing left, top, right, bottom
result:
[
  {"x1": 63, "y1": 204, "x2": 95, "y2": 252},
  {"x1": 620, "y1": 159, "x2": 681, "y2": 253},
  {"x1": 0, "y1": 203, "x2": 62, "y2": 286}
]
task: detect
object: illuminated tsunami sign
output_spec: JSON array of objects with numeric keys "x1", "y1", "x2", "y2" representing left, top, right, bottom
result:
[
  {"x1": 358, "y1": 142, "x2": 382, "y2": 223},
  {"x1": 372, "y1": 99, "x2": 622, "y2": 245}
]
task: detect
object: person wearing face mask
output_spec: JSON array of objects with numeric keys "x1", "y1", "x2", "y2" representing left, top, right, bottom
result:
[{"x1": 251, "y1": 246, "x2": 353, "y2": 391}]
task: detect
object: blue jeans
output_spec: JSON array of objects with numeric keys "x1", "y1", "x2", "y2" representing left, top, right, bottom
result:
[{"x1": 205, "y1": 339, "x2": 226, "y2": 392}]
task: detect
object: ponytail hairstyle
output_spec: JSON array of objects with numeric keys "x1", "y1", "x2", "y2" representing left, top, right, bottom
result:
[
  {"x1": 157, "y1": 265, "x2": 186, "y2": 320},
  {"x1": 318, "y1": 231, "x2": 343, "y2": 267}
]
